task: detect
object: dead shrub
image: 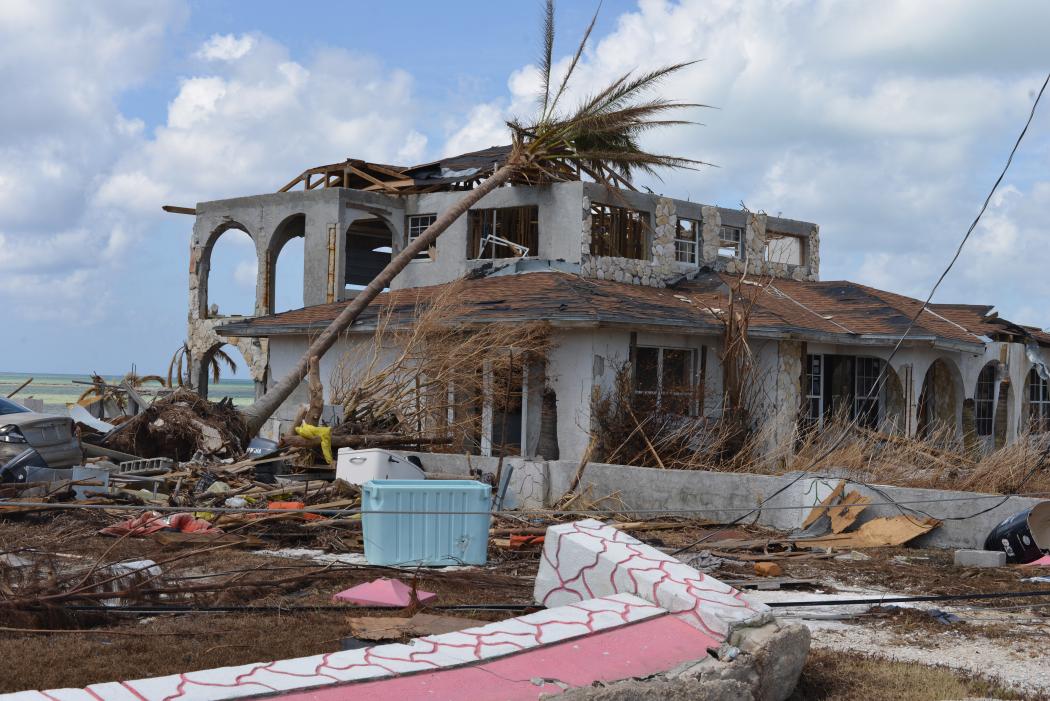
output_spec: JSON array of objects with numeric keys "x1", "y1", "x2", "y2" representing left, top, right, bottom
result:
[{"x1": 328, "y1": 280, "x2": 550, "y2": 454}]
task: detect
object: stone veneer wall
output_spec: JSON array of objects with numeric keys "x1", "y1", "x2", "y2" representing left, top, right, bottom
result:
[
  {"x1": 579, "y1": 196, "x2": 820, "y2": 288},
  {"x1": 579, "y1": 195, "x2": 680, "y2": 287}
]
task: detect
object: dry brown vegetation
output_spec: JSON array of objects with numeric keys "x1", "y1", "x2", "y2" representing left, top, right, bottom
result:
[
  {"x1": 325, "y1": 281, "x2": 550, "y2": 456},
  {"x1": 790, "y1": 648, "x2": 1027, "y2": 701},
  {"x1": 592, "y1": 380, "x2": 1050, "y2": 494}
]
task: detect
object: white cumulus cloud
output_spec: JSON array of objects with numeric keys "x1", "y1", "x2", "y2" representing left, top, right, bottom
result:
[{"x1": 196, "y1": 33, "x2": 255, "y2": 62}]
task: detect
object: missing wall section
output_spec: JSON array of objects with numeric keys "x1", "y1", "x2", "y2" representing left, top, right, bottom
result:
[
  {"x1": 590, "y1": 202, "x2": 649, "y2": 260},
  {"x1": 468, "y1": 206, "x2": 538, "y2": 260}
]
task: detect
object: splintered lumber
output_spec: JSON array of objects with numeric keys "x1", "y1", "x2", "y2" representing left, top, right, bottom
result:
[
  {"x1": 800, "y1": 515, "x2": 940, "y2": 549},
  {"x1": 800, "y1": 480, "x2": 845, "y2": 530},
  {"x1": 828, "y1": 490, "x2": 872, "y2": 534}
]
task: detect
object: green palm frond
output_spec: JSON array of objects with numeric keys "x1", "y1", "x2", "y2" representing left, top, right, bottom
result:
[{"x1": 210, "y1": 347, "x2": 238, "y2": 383}]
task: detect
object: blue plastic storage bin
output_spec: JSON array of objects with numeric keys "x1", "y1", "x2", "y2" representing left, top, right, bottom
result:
[{"x1": 362, "y1": 479, "x2": 492, "y2": 566}]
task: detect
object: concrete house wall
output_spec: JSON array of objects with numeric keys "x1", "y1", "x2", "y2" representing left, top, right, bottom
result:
[{"x1": 187, "y1": 179, "x2": 1049, "y2": 463}]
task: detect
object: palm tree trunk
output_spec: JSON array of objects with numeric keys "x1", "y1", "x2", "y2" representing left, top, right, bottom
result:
[{"x1": 242, "y1": 163, "x2": 518, "y2": 437}]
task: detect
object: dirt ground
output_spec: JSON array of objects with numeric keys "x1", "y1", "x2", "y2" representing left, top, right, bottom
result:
[
  {"x1": 790, "y1": 648, "x2": 1030, "y2": 701},
  {"x1": 4, "y1": 513, "x2": 1050, "y2": 695}
]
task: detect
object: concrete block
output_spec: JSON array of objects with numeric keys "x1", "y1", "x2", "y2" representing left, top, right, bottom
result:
[
  {"x1": 535, "y1": 519, "x2": 770, "y2": 641},
  {"x1": 954, "y1": 549, "x2": 1007, "y2": 568}
]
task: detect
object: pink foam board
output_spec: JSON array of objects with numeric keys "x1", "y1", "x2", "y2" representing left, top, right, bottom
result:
[{"x1": 332, "y1": 578, "x2": 436, "y2": 606}]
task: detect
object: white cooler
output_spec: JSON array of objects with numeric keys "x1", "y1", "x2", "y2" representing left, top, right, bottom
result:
[{"x1": 336, "y1": 448, "x2": 425, "y2": 485}]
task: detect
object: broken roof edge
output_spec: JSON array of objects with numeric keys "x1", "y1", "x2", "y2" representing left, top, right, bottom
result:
[{"x1": 214, "y1": 309, "x2": 983, "y2": 353}]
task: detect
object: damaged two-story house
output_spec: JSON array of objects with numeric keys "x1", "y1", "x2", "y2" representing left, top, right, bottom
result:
[{"x1": 177, "y1": 145, "x2": 1050, "y2": 465}]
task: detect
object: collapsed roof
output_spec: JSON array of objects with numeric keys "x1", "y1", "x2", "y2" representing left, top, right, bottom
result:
[
  {"x1": 278, "y1": 146, "x2": 516, "y2": 195},
  {"x1": 216, "y1": 269, "x2": 1050, "y2": 351}
]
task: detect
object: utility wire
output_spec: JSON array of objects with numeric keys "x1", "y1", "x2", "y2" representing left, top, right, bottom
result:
[{"x1": 3, "y1": 490, "x2": 1050, "y2": 517}]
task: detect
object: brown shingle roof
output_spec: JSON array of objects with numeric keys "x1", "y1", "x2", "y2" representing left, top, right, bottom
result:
[{"x1": 217, "y1": 270, "x2": 1046, "y2": 349}]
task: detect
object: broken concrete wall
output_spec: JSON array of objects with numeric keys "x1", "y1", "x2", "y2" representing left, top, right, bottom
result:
[{"x1": 536, "y1": 459, "x2": 1047, "y2": 550}]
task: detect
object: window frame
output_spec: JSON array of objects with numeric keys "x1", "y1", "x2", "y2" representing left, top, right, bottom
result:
[
  {"x1": 406, "y1": 213, "x2": 438, "y2": 260},
  {"x1": 467, "y1": 206, "x2": 539, "y2": 260},
  {"x1": 589, "y1": 202, "x2": 650, "y2": 260},
  {"x1": 718, "y1": 224, "x2": 743, "y2": 258},
  {"x1": 805, "y1": 353, "x2": 884, "y2": 430},
  {"x1": 1028, "y1": 368, "x2": 1050, "y2": 433},
  {"x1": 975, "y1": 363, "x2": 997, "y2": 437},
  {"x1": 674, "y1": 217, "x2": 701, "y2": 265},
  {"x1": 632, "y1": 345, "x2": 699, "y2": 416}
]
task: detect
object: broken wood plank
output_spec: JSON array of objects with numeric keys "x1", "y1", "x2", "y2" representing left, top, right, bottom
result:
[
  {"x1": 800, "y1": 480, "x2": 845, "y2": 530},
  {"x1": 828, "y1": 490, "x2": 872, "y2": 534},
  {"x1": 801, "y1": 515, "x2": 940, "y2": 549}
]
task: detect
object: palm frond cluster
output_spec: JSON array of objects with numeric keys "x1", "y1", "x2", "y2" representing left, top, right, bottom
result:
[{"x1": 505, "y1": 1, "x2": 706, "y2": 189}]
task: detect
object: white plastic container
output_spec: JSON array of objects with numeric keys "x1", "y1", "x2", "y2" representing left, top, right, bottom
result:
[{"x1": 336, "y1": 448, "x2": 424, "y2": 486}]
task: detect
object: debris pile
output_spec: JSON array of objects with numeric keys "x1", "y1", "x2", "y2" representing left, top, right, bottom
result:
[{"x1": 98, "y1": 388, "x2": 247, "y2": 461}]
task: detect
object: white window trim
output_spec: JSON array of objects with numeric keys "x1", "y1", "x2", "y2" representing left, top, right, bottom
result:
[
  {"x1": 407, "y1": 213, "x2": 437, "y2": 259},
  {"x1": 718, "y1": 224, "x2": 743, "y2": 258},
  {"x1": 1029, "y1": 370, "x2": 1050, "y2": 432},
  {"x1": 674, "y1": 218, "x2": 700, "y2": 265},
  {"x1": 806, "y1": 354, "x2": 823, "y2": 429}
]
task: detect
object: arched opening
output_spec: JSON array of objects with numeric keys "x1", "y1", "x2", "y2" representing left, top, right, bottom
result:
[
  {"x1": 197, "y1": 343, "x2": 253, "y2": 403},
  {"x1": 201, "y1": 224, "x2": 256, "y2": 318},
  {"x1": 917, "y1": 358, "x2": 961, "y2": 439},
  {"x1": 266, "y1": 214, "x2": 305, "y2": 314},
  {"x1": 1026, "y1": 367, "x2": 1050, "y2": 433},
  {"x1": 345, "y1": 217, "x2": 394, "y2": 291},
  {"x1": 974, "y1": 362, "x2": 998, "y2": 438}
]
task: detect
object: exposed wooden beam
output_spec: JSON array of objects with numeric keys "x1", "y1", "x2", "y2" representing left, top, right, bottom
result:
[
  {"x1": 161, "y1": 205, "x2": 197, "y2": 215},
  {"x1": 348, "y1": 165, "x2": 399, "y2": 193},
  {"x1": 367, "y1": 163, "x2": 410, "y2": 180}
]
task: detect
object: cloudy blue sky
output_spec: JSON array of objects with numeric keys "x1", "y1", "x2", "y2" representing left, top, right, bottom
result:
[{"x1": 2, "y1": 0, "x2": 1049, "y2": 377}]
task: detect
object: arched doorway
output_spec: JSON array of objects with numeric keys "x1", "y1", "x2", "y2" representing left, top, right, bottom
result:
[
  {"x1": 917, "y1": 359, "x2": 962, "y2": 439},
  {"x1": 200, "y1": 223, "x2": 256, "y2": 318},
  {"x1": 345, "y1": 217, "x2": 394, "y2": 291},
  {"x1": 266, "y1": 214, "x2": 305, "y2": 314}
]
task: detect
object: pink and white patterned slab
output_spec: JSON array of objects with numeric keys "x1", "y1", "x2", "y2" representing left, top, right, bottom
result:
[
  {"x1": 534, "y1": 519, "x2": 769, "y2": 640},
  {"x1": 3, "y1": 593, "x2": 663, "y2": 701}
]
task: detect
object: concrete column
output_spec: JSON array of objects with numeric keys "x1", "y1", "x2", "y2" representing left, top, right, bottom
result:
[
  {"x1": 765, "y1": 340, "x2": 803, "y2": 466},
  {"x1": 303, "y1": 214, "x2": 335, "y2": 307},
  {"x1": 700, "y1": 205, "x2": 721, "y2": 264},
  {"x1": 744, "y1": 212, "x2": 768, "y2": 275}
]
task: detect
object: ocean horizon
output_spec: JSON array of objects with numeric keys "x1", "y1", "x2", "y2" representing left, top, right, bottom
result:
[{"x1": 0, "y1": 371, "x2": 255, "y2": 409}]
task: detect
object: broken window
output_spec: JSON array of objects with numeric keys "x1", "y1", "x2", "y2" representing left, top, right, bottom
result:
[
  {"x1": 975, "y1": 363, "x2": 997, "y2": 436},
  {"x1": 718, "y1": 225, "x2": 742, "y2": 258},
  {"x1": 675, "y1": 217, "x2": 700, "y2": 265},
  {"x1": 590, "y1": 203, "x2": 649, "y2": 260},
  {"x1": 468, "y1": 206, "x2": 538, "y2": 260},
  {"x1": 764, "y1": 232, "x2": 805, "y2": 265},
  {"x1": 406, "y1": 213, "x2": 437, "y2": 260},
  {"x1": 1028, "y1": 368, "x2": 1050, "y2": 433},
  {"x1": 633, "y1": 346, "x2": 698, "y2": 415},
  {"x1": 805, "y1": 354, "x2": 884, "y2": 429}
]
